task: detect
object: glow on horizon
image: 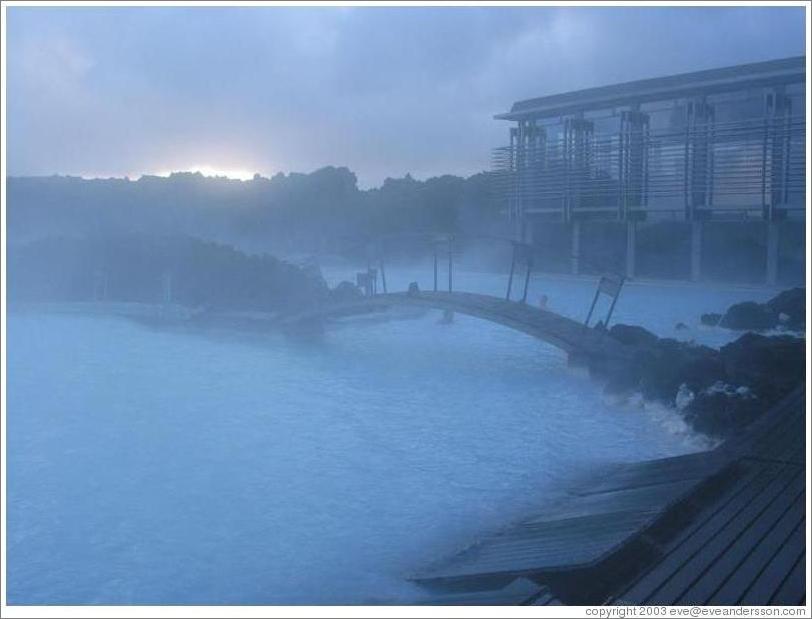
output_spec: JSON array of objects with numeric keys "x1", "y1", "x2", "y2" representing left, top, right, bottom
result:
[{"x1": 149, "y1": 165, "x2": 260, "y2": 181}]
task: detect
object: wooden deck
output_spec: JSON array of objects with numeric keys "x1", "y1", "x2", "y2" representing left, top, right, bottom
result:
[
  {"x1": 410, "y1": 387, "x2": 806, "y2": 606},
  {"x1": 614, "y1": 388, "x2": 806, "y2": 606},
  {"x1": 416, "y1": 578, "x2": 561, "y2": 606},
  {"x1": 283, "y1": 291, "x2": 632, "y2": 359}
]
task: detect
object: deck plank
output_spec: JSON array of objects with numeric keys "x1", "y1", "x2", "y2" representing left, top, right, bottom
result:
[
  {"x1": 738, "y1": 521, "x2": 806, "y2": 605},
  {"x1": 671, "y1": 470, "x2": 804, "y2": 604},
  {"x1": 703, "y1": 488, "x2": 805, "y2": 605},
  {"x1": 769, "y1": 551, "x2": 807, "y2": 606},
  {"x1": 619, "y1": 460, "x2": 792, "y2": 603},
  {"x1": 616, "y1": 388, "x2": 806, "y2": 606}
]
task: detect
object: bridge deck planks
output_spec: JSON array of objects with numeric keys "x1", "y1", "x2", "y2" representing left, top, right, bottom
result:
[{"x1": 284, "y1": 291, "x2": 632, "y2": 360}]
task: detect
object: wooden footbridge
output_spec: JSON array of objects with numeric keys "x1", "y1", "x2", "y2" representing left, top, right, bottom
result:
[
  {"x1": 283, "y1": 290, "x2": 630, "y2": 360},
  {"x1": 284, "y1": 233, "x2": 630, "y2": 362}
]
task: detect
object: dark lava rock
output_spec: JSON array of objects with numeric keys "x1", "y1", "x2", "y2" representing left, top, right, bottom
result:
[
  {"x1": 588, "y1": 324, "x2": 804, "y2": 438},
  {"x1": 713, "y1": 288, "x2": 805, "y2": 332},
  {"x1": 330, "y1": 280, "x2": 364, "y2": 303},
  {"x1": 766, "y1": 287, "x2": 805, "y2": 331},
  {"x1": 675, "y1": 322, "x2": 688, "y2": 331},
  {"x1": 682, "y1": 333, "x2": 803, "y2": 437},
  {"x1": 720, "y1": 332, "x2": 805, "y2": 399},
  {"x1": 599, "y1": 326, "x2": 726, "y2": 406},
  {"x1": 682, "y1": 389, "x2": 761, "y2": 437},
  {"x1": 609, "y1": 324, "x2": 659, "y2": 348},
  {"x1": 636, "y1": 339, "x2": 726, "y2": 405},
  {"x1": 719, "y1": 301, "x2": 777, "y2": 331},
  {"x1": 701, "y1": 313, "x2": 722, "y2": 327}
]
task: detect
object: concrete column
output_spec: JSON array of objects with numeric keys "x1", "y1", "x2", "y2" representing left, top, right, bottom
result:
[
  {"x1": 626, "y1": 221, "x2": 636, "y2": 279},
  {"x1": 766, "y1": 221, "x2": 780, "y2": 285},
  {"x1": 690, "y1": 221, "x2": 702, "y2": 282},
  {"x1": 571, "y1": 220, "x2": 581, "y2": 275}
]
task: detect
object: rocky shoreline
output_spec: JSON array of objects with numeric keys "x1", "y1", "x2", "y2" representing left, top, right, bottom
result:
[
  {"x1": 701, "y1": 287, "x2": 805, "y2": 332},
  {"x1": 586, "y1": 288, "x2": 805, "y2": 439}
]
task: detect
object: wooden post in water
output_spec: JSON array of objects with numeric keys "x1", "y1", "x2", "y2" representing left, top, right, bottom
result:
[
  {"x1": 585, "y1": 287, "x2": 601, "y2": 327},
  {"x1": 604, "y1": 276, "x2": 625, "y2": 327},
  {"x1": 521, "y1": 253, "x2": 533, "y2": 304},
  {"x1": 369, "y1": 268, "x2": 377, "y2": 296},
  {"x1": 379, "y1": 258, "x2": 387, "y2": 294},
  {"x1": 506, "y1": 243, "x2": 516, "y2": 301}
]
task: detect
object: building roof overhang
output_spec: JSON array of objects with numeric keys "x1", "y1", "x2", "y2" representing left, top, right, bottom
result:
[{"x1": 494, "y1": 56, "x2": 806, "y2": 122}]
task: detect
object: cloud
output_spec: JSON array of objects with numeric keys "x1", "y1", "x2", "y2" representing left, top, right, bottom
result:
[{"x1": 5, "y1": 6, "x2": 806, "y2": 187}]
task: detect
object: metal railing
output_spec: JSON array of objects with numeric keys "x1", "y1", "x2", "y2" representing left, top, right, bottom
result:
[{"x1": 492, "y1": 114, "x2": 806, "y2": 221}]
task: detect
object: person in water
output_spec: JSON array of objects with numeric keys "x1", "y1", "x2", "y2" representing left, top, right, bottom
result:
[{"x1": 538, "y1": 294, "x2": 549, "y2": 309}]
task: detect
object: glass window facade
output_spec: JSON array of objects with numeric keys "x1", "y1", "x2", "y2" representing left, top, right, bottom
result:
[{"x1": 493, "y1": 60, "x2": 806, "y2": 223}]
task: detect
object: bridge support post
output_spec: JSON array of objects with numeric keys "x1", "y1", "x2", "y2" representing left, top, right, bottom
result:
[
  {"x1": 625, "y1": 221, "x2": 636, "y2": 280},
  {"x1": 690, "y1": 221, "x2": 702, "y2": 282},
  {"x1": 571, "y1": 221, "x2": 581, "y2": 275},
  {"x1": 766, "y1": 221, "x2": 779, "y2": 285}
]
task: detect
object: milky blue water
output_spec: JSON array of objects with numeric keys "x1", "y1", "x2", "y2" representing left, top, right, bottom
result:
[{"x1": 6, "y1": 270, "x2": 775, "y2": 604}]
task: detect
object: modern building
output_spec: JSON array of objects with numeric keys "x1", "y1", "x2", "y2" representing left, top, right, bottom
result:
[{"x1": 492, "y1": 56, "x2": 806, "y2": 284}]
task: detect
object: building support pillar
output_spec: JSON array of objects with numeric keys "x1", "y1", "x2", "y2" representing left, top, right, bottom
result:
[
  {"x1": 766, "y1": 221, "x2": 779, "y2": 286},
  {"x1": 571, "y1": 220, "x2": 581, "y2": 275},
  {"x1": 690, "y1": 221, "x2": 702, "y2": 282},
  {"x1": 626, "y1": 221, "x2": 636, "y2": 279}
]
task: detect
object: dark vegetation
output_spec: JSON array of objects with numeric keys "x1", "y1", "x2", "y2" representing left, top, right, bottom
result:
[
  {"x1": 7, "y1": 170, "x2": 805, "y2": 283},
  {"x1": 6, "y1": 170, "x2": 500, "y2": 260},
  {"x1": 8, "y1": 234, "x2": 329, "y2": 312}
]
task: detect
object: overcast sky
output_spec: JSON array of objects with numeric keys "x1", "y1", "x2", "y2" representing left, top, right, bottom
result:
[{"x1": 5, "y1": 5, "x2": 807, "y2": 187}]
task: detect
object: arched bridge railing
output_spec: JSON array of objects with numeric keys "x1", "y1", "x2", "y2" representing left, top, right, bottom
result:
[
  {"x1": 333, "y1": 231, "x2": 626, "y2": 328},
  {"x1": 339, "y1": 232, "x2": 538, "y2": 304}
]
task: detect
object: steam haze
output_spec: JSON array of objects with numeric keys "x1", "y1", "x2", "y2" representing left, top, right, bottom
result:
[
  {"x1": 4, "y1": 3, "x2": 808, "y2": 608},
  {"x1": 6, "y1": 6, "x2": 806, "y2": 186}
]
